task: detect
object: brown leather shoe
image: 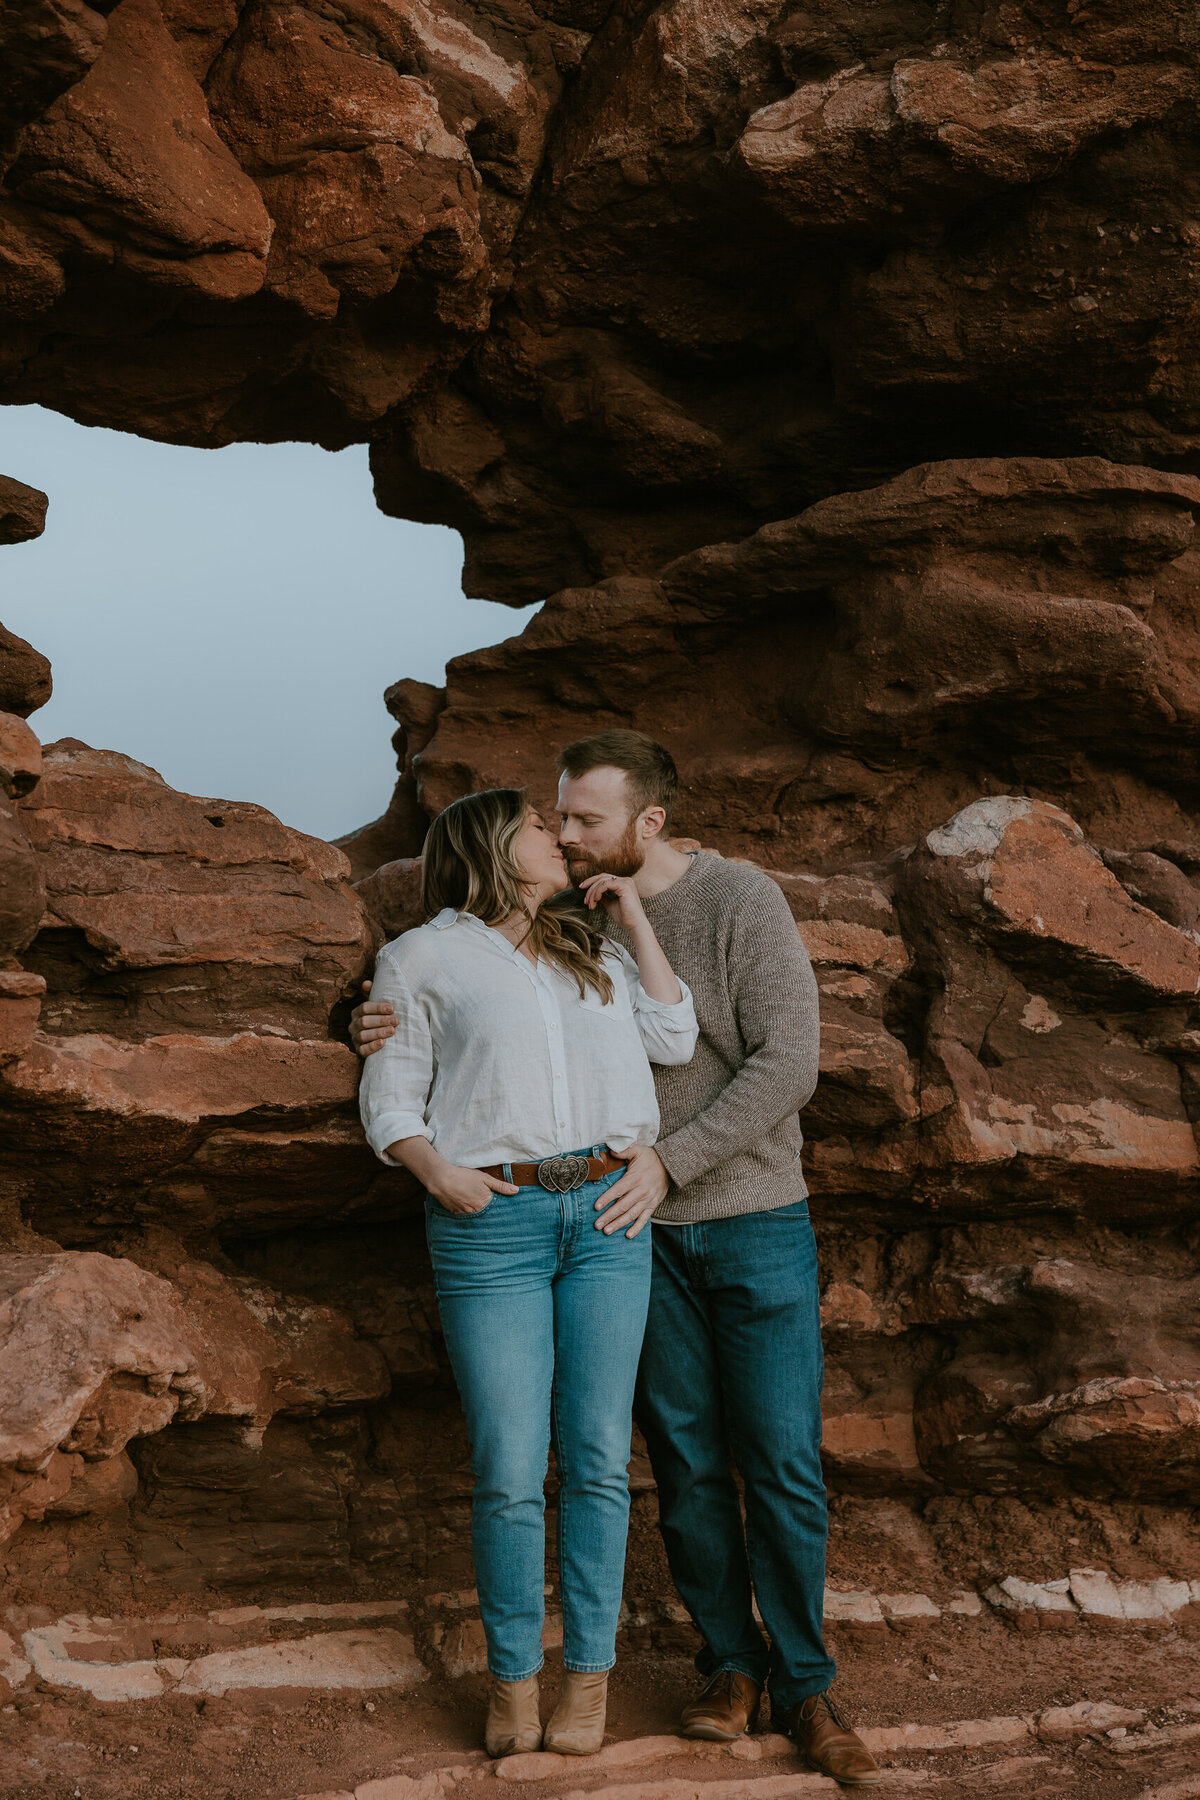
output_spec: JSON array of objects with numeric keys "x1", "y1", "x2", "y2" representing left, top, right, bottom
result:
[
  {"x1": 679, "y1": 1670, "x2": 761, "y2": 1741},
  {"x1": 784, "y1": 1691, "x2": 881, "y2": 1786}
]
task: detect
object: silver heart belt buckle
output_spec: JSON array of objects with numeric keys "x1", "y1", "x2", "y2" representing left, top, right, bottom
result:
[{"x1": 537, "y1": 1154, "x2": 591, "y2": 1193}]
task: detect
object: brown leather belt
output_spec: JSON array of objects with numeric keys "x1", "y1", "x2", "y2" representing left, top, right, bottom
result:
[{"x1": 480, "y1": 1149, "x2": 627, "y2": 1192}]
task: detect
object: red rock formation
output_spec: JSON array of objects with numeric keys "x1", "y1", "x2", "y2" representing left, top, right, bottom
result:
[
  {"x1": 1, "y1": 0, "x2": 1199, "y2": 597},
  {"x1": 0, "y1": 490, "x2": 410, "y2": 1572},
  {"x1": 0, "y1": 477, "x2": 51, "y2": 1072},
  {"x1": 378, "y1": 457, "x2": 1200, "y2": 870},
  {"x1": 1, "y1": 733, "x2": 406, "y2": 1244},
  {"x1": 2, "y1": 0, "x2": 1200, "y2": 1636},
  {"x1": 7, "y1": 441, "x2": 1200, "y2": 1585},
  {"x1": 0, "y1": 1243, "x2": 388, "y2": 1543}
]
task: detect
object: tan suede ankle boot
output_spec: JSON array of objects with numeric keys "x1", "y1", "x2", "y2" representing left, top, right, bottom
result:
[
  {"x1": 542, "y1": 1669, "x2": 608, "y2": 1755},
  {"x1": 485, "y1": 1675, "x2": 542, "y2": 1757}
]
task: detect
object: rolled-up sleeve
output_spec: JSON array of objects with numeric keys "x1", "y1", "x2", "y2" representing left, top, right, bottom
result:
[
  {"x1": 358, "y1": 947, "x2": 435, "y2": 1164},
  {"x1": 616, "y1": 947, "x2": 698, "y2": 1067}
]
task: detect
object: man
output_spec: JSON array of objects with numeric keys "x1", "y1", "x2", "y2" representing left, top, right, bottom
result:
[{"x1": 351, "y1": 732, "x2": 881, "y2": 1787}]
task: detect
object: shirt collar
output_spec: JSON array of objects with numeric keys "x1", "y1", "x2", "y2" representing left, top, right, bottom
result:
[{"x1": 432, "y1": 909, "x2": 543, "y2": 974}]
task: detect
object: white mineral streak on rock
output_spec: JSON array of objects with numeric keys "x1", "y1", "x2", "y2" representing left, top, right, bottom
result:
[
  {"x1": 821, "y1": 1589, "x2": 885, "y2": 1625},
  {"x1": 175, "y1": 1628, "x2": 427, "y2": 1696},
  {"x1": 1020, "y1": 994, "x2": 1062, "y2": 1032},
  {"x1": 984, "y1": 1575, "x2": 1078, "y2": 1618},
  {"x1": 925, "y1": 796, "x2": 1034, "y2": 858},
  {"x1": 1036, "y1": 1700, "x2": 1147, "y2": 1741},
  {"x1": 0, "y1": 1627, "x2": 32, "y2": 1690},
  {"x1": 878, "y1": 1592, "x2": 942, "y2": 1625},
  {"x1": 22, "y1": 1613, "x2": 428, "y2": 1702}
]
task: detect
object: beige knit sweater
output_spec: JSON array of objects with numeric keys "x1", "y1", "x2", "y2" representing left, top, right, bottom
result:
[{"x1": 607, "y1": 850, "x2": 820, "y2": 1223}]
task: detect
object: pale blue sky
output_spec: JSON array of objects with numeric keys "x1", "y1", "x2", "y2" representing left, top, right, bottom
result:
[{"x1": 0, "y1": 406, "x2": 537, "y2": 841}]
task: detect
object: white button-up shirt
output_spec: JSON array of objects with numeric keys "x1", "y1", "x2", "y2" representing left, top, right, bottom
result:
[{"x1": 358, "y1": 909, "x2": 698, "y2": 1168}]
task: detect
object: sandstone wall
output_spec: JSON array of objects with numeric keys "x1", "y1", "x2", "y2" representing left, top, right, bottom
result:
[
  {"x1": 0, "y1": 0, "x2": 1198, "y2": 1620},
  {"x1": 3, "y1": 0, "x2": 1200, "y2": 599}
]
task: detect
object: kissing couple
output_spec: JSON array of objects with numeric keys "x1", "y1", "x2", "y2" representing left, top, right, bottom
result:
[{"x1": 353, "y1": 730, "x2": 881, "y2": 1788}]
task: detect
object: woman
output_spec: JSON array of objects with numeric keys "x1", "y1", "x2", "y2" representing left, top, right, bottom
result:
[{"x1": 359, "y1": 788, "x2": 696, "y2": 1758}]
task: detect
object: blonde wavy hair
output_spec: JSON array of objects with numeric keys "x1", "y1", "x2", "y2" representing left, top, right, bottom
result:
[{"x1": 421, "y1": 788, "x2": 615, "y2": 1004}]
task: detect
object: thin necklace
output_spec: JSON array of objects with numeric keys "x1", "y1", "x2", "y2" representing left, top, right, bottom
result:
[{"x1": 494, "y1": 913, "x2": 536, "y2": 958}]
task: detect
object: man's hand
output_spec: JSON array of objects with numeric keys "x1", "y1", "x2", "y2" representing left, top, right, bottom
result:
[
  {"x1": 350, "y1": 979, "x2": 397, "y2": 1057},
  {"x1": 594, "y1": 1144, "x2": 669, "y2": 1238}
]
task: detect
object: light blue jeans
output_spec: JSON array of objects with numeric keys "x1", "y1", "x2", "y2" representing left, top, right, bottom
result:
[{"x1": 425, "y1": 1154, "x2": 651, "y2": 1680}]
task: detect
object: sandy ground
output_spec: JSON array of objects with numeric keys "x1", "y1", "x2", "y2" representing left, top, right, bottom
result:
[{"x1": 2, "y1": 1614, "x2": 1198, "y2": 1800}]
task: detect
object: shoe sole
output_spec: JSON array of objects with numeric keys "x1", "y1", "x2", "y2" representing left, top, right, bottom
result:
[
  {"x1": 797, "y1": 1752, "x2": 882, "y2": 1787},
  {"x1": 679, "y1": 1722, "x2": 748, "y2": 1742}
]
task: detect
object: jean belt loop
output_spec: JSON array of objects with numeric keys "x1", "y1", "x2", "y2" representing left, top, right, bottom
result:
[{"x1": 503, "y1": 1161, "x2": 514, "y2": 1187}]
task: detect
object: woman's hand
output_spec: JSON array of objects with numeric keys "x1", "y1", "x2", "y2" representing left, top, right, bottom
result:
[
  {"x1": 388, "y1": 1135, "x2": 519, "y2": 1214},
  {"x1": 578, "y1": 871, "x2": 648, "y2": 934},
  {"x1": 579, "y1": 874, "x2": 683, "y2": 1006},
  {"x1": 428, "y1": 1164, "x2": 520, "y2": 1214}
]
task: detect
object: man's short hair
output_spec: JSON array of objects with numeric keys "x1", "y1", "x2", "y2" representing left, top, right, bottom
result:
[{"x1": 556, "y1": 730, "x2": 679, "y2": 826}]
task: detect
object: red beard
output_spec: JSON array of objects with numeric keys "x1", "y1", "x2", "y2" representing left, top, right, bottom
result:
[{"x1": 563, "y1": 819, "x2": 645, "y2": 885}]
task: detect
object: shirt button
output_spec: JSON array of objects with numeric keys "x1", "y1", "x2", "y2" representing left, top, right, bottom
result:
[{"x1": 548, "y1": 1022, "x2": 558, "y2": 1031}]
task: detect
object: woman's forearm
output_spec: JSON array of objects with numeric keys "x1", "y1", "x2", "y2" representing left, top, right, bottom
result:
[
  {"x1": 626, "y1": 919, "x2": 683, "y2": 1004},
  {"x1": 389, "y1": 1134, "x2": 519, "y2": 1212},
  {"x1": 388, "y1": 1134, "x2": 451, "y2": 1194}
]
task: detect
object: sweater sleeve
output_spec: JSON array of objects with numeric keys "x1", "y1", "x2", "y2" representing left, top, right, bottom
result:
[{"x1": 653, "y1": 877, "x2": 819, "y2": 1190}]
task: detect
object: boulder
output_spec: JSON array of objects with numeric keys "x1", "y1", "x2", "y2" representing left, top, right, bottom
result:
[
  {"x1": 0, "y1": 1246, "x2": 388, "y2": 1544},
  {"x1": 898, "y1": 796, "x2": 1200, "y2": 1206},
  {"x1": 19, "y1": 740, "x2": 373, "y2": 1040},
  {"x1": 905, "y1": 1232, "x2": 1200, "y2": 1496},
  {"x1": 0, "y1": 794, "x2": 44, "y2": 961},
  {"x1": 0, "y1": 627, "x2": 52, "y2": 720},
  {"x1": 0, "y1": 1027, "x2": 362, "y2": 1236},
  {"x1": 0, "y1": 476, "x2": 47, "y2": 547},
  {"x1": 732, "y1": 57, "x2": 1187, "y2": 232},
  {"x1": 12, "y1": 0, "x2": 272, "y2": 300},
  {"x1": 913, "y1": 798, "x2": 1200, "y2": 1002},
  {"x1": 354, "y1": 858, "x2": 425, "y2": 944},
  {"x1": 0, "y1": 727, "x2": 414, "y2": 1240},
  {"x1": 0, "y1": 713, "x2": 40, "y2": 798}
]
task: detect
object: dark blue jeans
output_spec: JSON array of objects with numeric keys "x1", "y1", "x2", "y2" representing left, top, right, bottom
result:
[{"x1": 635, "y1": 1198, "x2": 836, "y2": 1713}]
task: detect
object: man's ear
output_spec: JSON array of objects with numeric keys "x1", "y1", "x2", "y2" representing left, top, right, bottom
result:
[{"x1": 640, "y1": 806, "x2": 667, "y2": 841}]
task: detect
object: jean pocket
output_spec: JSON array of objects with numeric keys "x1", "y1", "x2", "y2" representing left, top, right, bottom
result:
[{"x1": 426, "y1": 1193, "x2": 495, "y2": 1220}]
